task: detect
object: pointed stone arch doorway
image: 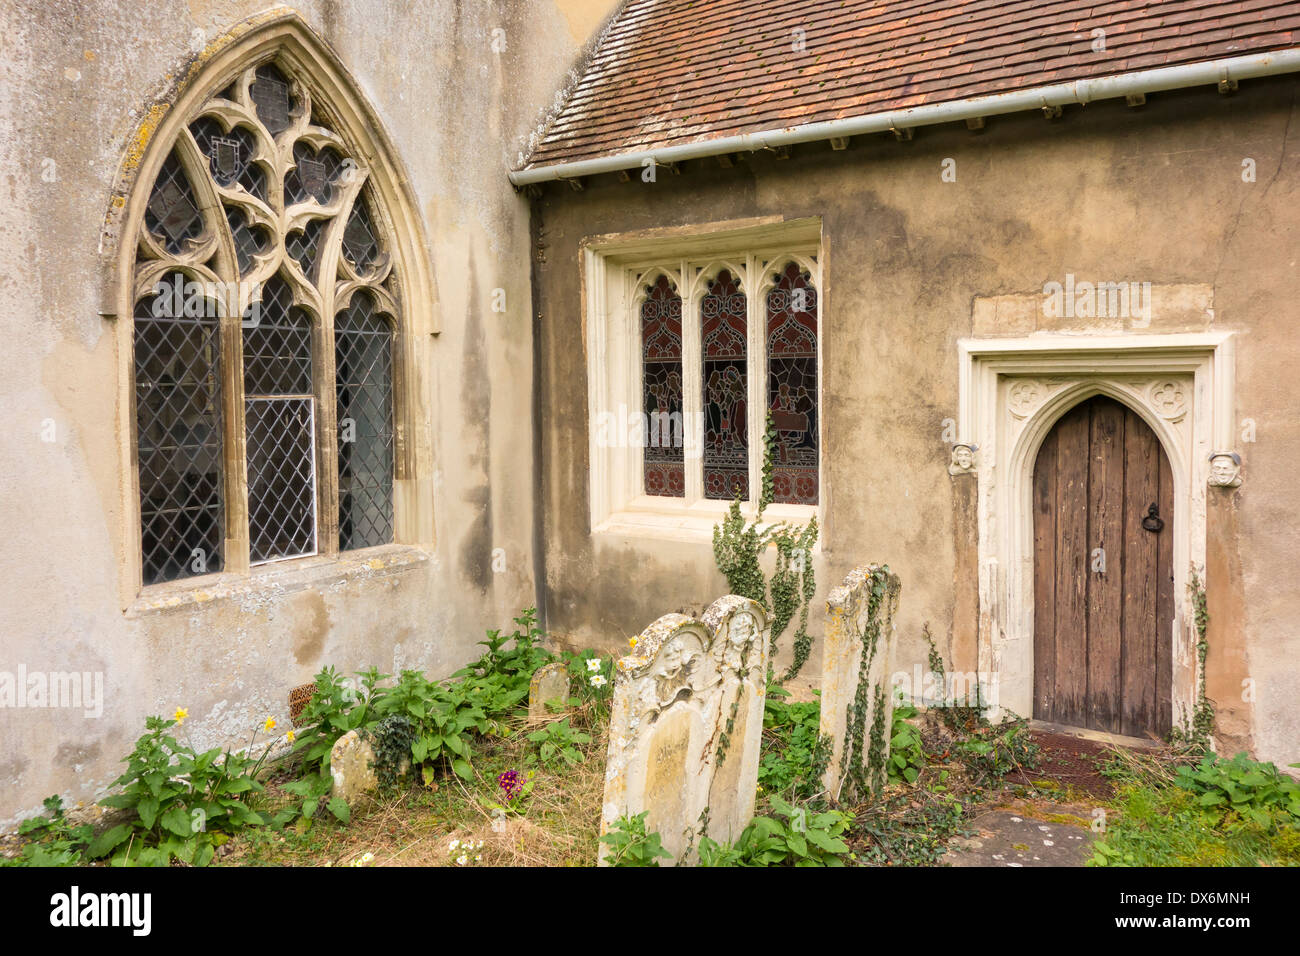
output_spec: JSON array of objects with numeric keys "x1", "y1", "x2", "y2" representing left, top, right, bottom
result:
[
  {"x1": 1031, "y1": 395, "x2": 1173, "y2": 737},
  {"x1": 957, "y1": 333, "x2": 1237, "y2": 738}
]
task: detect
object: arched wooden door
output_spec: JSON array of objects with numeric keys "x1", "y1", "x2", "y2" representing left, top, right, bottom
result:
[{"x1": 1032, "y1": 395, "x2": 1173, "y2": 738}]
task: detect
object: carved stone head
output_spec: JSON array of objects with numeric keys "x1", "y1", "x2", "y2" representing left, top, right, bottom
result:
[
  {"x1": 1208, "y1": 451, "x2": 1241, "y2": 488},
  {"x1": 949, "y1": 442, "x2": 978, "y2": 475}
]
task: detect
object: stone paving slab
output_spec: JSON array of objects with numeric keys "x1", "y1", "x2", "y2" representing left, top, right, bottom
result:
[{"x1": 943, "y1": 806, "x2": 1096, "y2": 867}]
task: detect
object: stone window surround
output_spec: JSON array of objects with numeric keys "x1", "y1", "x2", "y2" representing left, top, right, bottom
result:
[
  {"x1": 957, "y1": 331, "x2": 1236, "y2": 730},
  {"x1": 101, "y1": 12, "x2": 440, "y2": 613},
  {"x1": 581, "y1": 216, "x2": 824, "y2": 542}
]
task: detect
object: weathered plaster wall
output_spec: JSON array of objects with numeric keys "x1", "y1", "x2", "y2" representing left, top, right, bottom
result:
[
  {"x1": 532, "y1": 80, "x2": 1300, "y2": 767},
  {"x1": 0, "y1": 0, "x2": 620, "y2": 823}
]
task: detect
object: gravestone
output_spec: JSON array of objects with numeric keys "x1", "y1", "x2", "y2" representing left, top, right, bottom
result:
[
  {"x1": 330, "y1": 729, "x2": 378, "y2": 804},
  {"x1": 600, "y1": 595, "x2": 768, "y2": 865},
  {"x1": 528, "y1": 661, "x2": 570, "y2": 718},
  {"x1": 819, "y1": 564, "x2": 902, "y2": 802}
]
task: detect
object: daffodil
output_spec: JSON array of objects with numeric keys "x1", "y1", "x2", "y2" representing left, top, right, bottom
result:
[
  {"x1": 173, "y1": 707, "x2": 189, "y2": 725},
  {"x1": 285, "y1": 729, "x2": 296, "y2": 744},
  {"x1": 590, "y1": 674, "x2": 607, "y2": 688},
  {"x1": 586, "y1": 658, "x2": 601, "y2": 672},
  {"x1": 263, "y1": 717, "x2": 277, "y2": 733},
  {"x1": 628, "y1": 637, "x2": 638, "y2": 648}
]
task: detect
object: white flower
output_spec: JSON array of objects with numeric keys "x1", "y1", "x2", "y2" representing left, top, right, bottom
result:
[
  {"x1": 474, "y1": 854, "x2": 482, "y2": 862},
  {"x1": 590, "y1": 674, "x2": 607, "y2": 687},
  {"x1": 448, "y1": 839, "x2": 460, "y2": 852},
  {"x1": 455, "y1": 854, "x2": 468, "y2": 866},
  {"x1": 361, "y1": 852, "x2": 374, "y2": 863},
  {"x1": 586, "y1": 658, "x2": 601, "y2": 672}
]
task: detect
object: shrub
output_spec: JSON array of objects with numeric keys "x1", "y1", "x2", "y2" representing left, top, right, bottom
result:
[{"x1": 600, "y1": 812, "x2": 672, "y2": 866}]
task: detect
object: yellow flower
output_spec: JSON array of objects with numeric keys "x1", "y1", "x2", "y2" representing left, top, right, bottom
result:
[
  {"x1": 173, "y1": 707, "x2": 189, "y2": 725},
  {"x1": 628, "y1": 637, "x2": 638, "y2": 648},
  {"x1": 263, "y1": 717, "x2": 277, "y2": 733},
  {"x1": 285, "y1": 729, "x2": 296, "y2": 744}
]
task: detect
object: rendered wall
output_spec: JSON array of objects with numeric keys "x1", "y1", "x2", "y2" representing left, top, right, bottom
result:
[
  {"x1": 0, "y1": 0, "x2": 621, "y2": 824},
  {"x1": 531, "y1": 80, "x2": 1300, "y2": 768}
]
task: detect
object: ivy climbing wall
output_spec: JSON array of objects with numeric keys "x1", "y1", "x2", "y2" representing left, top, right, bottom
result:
[
  {"x1": 600, "y1": 595, "x2": 769, "y2": 864},
  {"x1": 819, "y1": 565, "x2": 902, "y2": 803}
]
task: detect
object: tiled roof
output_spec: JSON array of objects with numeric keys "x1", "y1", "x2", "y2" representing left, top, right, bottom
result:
[{"x1": 521, "y1": 0, "x2": 1300, "y2": 171}]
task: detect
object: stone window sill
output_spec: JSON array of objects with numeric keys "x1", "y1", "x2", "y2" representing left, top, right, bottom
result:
[
  {"x1": 124, "y1": 544, "x2": 430, "y2": 618},
  {"x1": 593, "y1": 500, "x2": 822, "y2": 547}
]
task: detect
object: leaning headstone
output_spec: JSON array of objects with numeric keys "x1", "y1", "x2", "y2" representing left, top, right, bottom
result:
[
  {"x1": 330, "y1": 729, "x2": 378, "y2": 804},
  {"x1": 819, "y1": 564, "x2": 902, "y2": 803},
  {"x1": 600, "y1": 595, "x2": 768, "y2": 865},
  {"x1": 528, "y1": 661, "x2": 570, "y2": 718}
]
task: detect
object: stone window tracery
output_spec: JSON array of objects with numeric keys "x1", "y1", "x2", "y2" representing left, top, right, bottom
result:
[{"x1": 131, "y1": 56, "x2": 399, "y2": 586}]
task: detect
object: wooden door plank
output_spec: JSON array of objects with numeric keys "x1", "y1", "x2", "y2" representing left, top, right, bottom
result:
[
  {"x1": 1120, "y1": 408, "x2": 1160, "y2": 738},
  {"x1": 1087, "y1": 399, "x2": 1125, "y2": 734},
  {"x1": 1032, "y1": 428, "x2": 1058, "y2": 722},
  {"x1": 1156, "y1": 448, "x2": 1175, "y2": 737},
  {"x1": 1053, "y1": 402, "x2": 1091, "y2": 729}
]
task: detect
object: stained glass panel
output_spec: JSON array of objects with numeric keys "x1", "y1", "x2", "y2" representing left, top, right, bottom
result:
[
  {"x1": 134, "y1": 275, "x2": 224, "y2": 585},
  {"x1": 702, "y1": 269, "x2": 748, "y2": 500},
  {"x1": 285, "y1": 143, "x2": 344, "y2": 206},
  {"x1": 766, "y1": 263, "x2": 819, "y2": 505},
  {"x1": 190, "y1": 118, "x2": 266, "y2": 202},
  {"x1": 641, "y1": 275, "x2": 684, "y2": 497},
  {"x1": 336, "y1": 293, "x2": 395, "y2": 550}
]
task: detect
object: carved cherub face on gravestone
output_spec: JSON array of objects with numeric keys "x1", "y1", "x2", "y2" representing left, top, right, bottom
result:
[
  {"x1": 653, "y1": 635, "x2": 698, "y2": 706},
  {"x1": 722, "y1": 613, "x2": 756, "y2": 672}
]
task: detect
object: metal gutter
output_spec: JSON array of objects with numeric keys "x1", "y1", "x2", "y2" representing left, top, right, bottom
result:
[{"x1": 509, "y1": 49, "x2": 1300, "y2": 186}]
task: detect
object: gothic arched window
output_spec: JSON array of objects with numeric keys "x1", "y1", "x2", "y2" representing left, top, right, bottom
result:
[{"x1": 131, "y1": 57, "x2": 400, "y2": 585}]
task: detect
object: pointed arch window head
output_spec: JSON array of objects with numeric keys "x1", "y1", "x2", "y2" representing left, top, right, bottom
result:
[{"x1": 129, "y1": 52, "x2": 402, "y2": 586}]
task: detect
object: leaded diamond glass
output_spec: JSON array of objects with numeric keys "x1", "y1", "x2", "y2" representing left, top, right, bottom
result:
[
  {"x1": 246, "y1": 397, "x2": 317, "y2": 563},
  {"x1": 134, "y1": 276, "x2": 224, "y2": 585},
  {"x1": 226, "y1": 206, "x2": 270, "y2": 276},
  {"x1": 250, "y1": 63, "x2": 293, "y2": 135},
  {"x1": 341, "y1": 194, "x2": 379, "y2": 271},
  {"x1": 336, "y1": 293, "x2": 394, "y2": 550},
  {"x1": 144, "y1": 151, "x2": 204, "y2": 253},
  {"x1": 286, "y1": 218, "x2": 325, "y2": 281},
  {"x1": 243, "y1": 275, "x2": 313, "y2": 396}
]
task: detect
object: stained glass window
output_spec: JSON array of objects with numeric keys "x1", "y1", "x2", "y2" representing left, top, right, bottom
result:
[
  {"x1": 766, "y1": 262, "x2": 819, "y2": 505},
  {"x1": 130, "y1": 57, "x2": 403, "y2": 585},
  {"x1": 641, "y1": 274, "x2": 684, "y2": 498},
  {"x1": 702, "y1": 269, "x2": 748, "y2": 500}
]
